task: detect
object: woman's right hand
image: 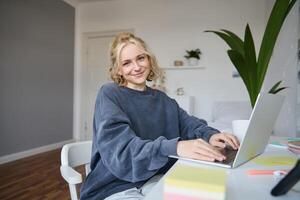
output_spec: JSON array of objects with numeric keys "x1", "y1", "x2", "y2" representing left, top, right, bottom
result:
[{"x1": 176, "y1": 139, "x2": 226, "y2": 162}]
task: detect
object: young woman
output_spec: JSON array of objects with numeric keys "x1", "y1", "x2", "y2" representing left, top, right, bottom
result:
[{"x1": 80, "y1": 32, "x2": 239, "y2": 200}]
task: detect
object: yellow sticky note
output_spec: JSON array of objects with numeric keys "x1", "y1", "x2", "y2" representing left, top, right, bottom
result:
[
  {"x1": 252, "y1": 156, "x2": 297, "y2": 166},
  {"x1": 165, "y1": 163, "x2": 226, "y2": 192}
]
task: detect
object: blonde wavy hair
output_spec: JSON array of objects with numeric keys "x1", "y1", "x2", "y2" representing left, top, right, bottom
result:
[{"x1": 109, "y1": 32, "x2": 162, "y2": 85}]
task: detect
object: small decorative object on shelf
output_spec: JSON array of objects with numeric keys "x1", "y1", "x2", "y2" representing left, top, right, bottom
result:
[
  {"x1": 184, "y1": 48, "x2": 201, "y2": 66},
  {"x1": 176, "y1": 87, "x2": 185, "y2": 96},
  {"x1": 174, "y1": 60, "x2": 184, "y2": 67}
]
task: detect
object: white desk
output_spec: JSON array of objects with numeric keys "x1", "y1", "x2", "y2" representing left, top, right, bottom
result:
[{"x1": 144, "y1": 145, "x2": 300, "y2": 200}]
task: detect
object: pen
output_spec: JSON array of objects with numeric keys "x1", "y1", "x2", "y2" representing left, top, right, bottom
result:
[{"x1": 247, "y1": 170, "x2": 288, "y2": 175}]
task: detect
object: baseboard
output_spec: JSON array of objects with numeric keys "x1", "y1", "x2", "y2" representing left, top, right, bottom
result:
[{"x1": 0, "y1": 139, "x2": 75, "y2": 165}]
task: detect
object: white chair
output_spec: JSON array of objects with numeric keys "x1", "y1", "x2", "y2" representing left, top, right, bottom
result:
[{"x1": 60, "y1": 140, "x2": 92, "y2": 200}]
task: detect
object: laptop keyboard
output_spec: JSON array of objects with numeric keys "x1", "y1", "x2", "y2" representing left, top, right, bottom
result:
[{"x1": 217, "y1": 148, "x2": 238, "y2": 165}]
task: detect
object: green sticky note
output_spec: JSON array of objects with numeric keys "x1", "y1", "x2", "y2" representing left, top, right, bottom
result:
[{"x1": 287, "y1": 137, "x2": 300, "y2": 142}]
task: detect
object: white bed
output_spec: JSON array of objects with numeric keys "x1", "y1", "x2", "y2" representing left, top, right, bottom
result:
[{"x1": 208, "y1": 101, "x2": 252, "y2": 133}]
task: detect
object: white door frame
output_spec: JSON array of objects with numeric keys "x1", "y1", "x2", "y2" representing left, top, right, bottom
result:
[{"x1": 73, "y1": 29, "x2": 134, "y2": 141}]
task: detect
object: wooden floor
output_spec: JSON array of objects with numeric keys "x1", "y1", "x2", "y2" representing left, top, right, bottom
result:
[{"x1": 0, "y1": 148, "x2": 84, "y2": 200}]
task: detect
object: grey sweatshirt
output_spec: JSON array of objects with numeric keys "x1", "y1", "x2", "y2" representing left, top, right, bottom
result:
[{"x1": 80, "y1": 83, "x2": 219, "y2": 200}]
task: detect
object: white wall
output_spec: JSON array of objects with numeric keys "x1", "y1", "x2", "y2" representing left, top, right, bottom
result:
[
  {"x1": 75, "y1": 0, "x2": 298, "y2": 137},
  {"x1": 263, "y1": 0, "x2": 299, "y2": 137}
]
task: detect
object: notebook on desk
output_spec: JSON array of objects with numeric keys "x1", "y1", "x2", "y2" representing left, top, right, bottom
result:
[{"x1": 170, "y1": 93, "x2": 285, "y2": 168}]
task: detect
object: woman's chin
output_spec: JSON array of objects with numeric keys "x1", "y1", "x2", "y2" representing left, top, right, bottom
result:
[
  {"x1": 133, "y1": 77, "x2": 147, "y2": 84},
  {"x1": 134, "y1": 81, "x2": 146, "y2": 86}
]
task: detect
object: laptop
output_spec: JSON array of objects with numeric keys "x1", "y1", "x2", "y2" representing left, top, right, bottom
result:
[{"x1": 170, "y1": 93, "x2": 285, "y2": 168}]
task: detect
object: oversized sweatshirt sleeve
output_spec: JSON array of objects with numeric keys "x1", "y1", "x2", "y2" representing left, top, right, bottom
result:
[
  {"x1": 177, "y1": 103, "x2": 220, "y2": 142},
  {"x1": 94, "y1": 86, "x2": 179, "y2": 183}
]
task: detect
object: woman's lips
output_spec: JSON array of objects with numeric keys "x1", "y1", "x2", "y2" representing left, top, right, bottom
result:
[{"x1": 133, "y1": 72, "x2": 144, "y2": 77}]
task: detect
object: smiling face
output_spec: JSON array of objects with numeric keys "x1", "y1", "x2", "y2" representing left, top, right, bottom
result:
[
  {"x1": 118, "y1": 43, "x2": 151, "y2": 91},
  {"x1": 109, "y1": 32, "x2": 161, "y2": 87}
]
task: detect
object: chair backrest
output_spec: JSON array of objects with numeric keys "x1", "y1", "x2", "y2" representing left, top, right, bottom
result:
[
  {"x1": 61, "y1": 140, "x2": 92, "y2": 171},
  {"x1": 60, "y1": 140, "x2": 92, "y2": 200}
]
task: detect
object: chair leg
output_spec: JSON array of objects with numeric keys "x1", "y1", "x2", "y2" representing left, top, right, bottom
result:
[
  {"x1": 85, "y1": 164, "x2": 91, "y2": 175},
  {"x1": 68, "y1": 184, "x2": 78, "y2": 200}
]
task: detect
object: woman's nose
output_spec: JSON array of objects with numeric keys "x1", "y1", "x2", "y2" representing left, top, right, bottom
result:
[{"x1": 132, "y1": 61, "x2": 141, "y2": 70}]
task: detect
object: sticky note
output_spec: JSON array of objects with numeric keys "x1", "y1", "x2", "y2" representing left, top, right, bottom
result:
[
  {"x1": 252, "y1": 156, "x2": 297, "y2": 166},
  {"x1": 164, "y1": 163, "x2": 226, "y2": 200}
]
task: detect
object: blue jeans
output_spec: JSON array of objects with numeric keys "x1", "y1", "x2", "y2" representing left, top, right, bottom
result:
[{"x1": 104, "y1": 175, "x2": 162, "y2": 200}]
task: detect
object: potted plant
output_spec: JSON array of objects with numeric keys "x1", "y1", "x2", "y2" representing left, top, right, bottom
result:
[
  {"x1": 184, "y1": 48, "x2": 202, "y2": 66},
  {"x1": 205, "y1": 0, "x2": 295, "y2": 108}
]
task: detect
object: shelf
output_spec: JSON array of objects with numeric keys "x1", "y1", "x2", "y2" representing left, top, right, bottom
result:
[{"x1": 161, "y1": 66, "x2": 205, "y2": 70}]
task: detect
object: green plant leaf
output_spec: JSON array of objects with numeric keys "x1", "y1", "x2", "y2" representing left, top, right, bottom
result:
[
  {"x1": 286, "y1": 0, "x2": 297, "y2": 18},
  {"x1": 227, "y1": 50, "x2": 255, "y2": 107},
  {"x1": 244, "y1": 24, "x2": 258, "y2": 101},
  {"x1": 269, "y1": 80, "x2": 282, "y2": 93},
  {"x1": 227, "y1": 50, "x2": 246, "y2": 82},
  {"x1": 185, "y1": 49, "x2": 201, "y2": 59},
  {"x1": 257, "y1": 0, "x2": 291, "y2": 89},
  {"x1": 271, "y1": 87, "x2": 288, "y2": 94},
  {"x1": 268, "y1": 80, "x2": 288, "y2": 94},
  {"x1": 205, "y1": 0, "x2": 296, "y2": 108},
  {"x1": 220, "y1": 29, "x2": 245, "y2": 57},
  {"x1": 205, "y1": 30, "x2": 245, "y2": 57}
]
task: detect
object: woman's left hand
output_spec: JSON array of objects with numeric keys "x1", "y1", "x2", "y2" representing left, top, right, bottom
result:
[{"x1": 209, "y1": 132, "x2": 240, "y2": 150}]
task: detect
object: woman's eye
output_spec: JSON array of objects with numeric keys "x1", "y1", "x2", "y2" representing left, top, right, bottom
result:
[
  {"x1": 122, "y1": 62, "x2": 130, "y2": 66},
  {"x1": 138, "y1": 56, "x2": 145, "y2": 61}
]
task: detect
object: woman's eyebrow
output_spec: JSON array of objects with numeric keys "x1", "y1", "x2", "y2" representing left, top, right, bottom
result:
[
  {"x1": 136, "y1": 53, "x2": 146, "y2": 58},
  {"x1": 121, "y1": 59, "x2": 130, "y2": 63},
  {"x1": 121, "y1": 54, "x2": 145, "y2": 62},
  {"x1": 120, "y1": 58, "x2": 132, "y2": 63}
]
